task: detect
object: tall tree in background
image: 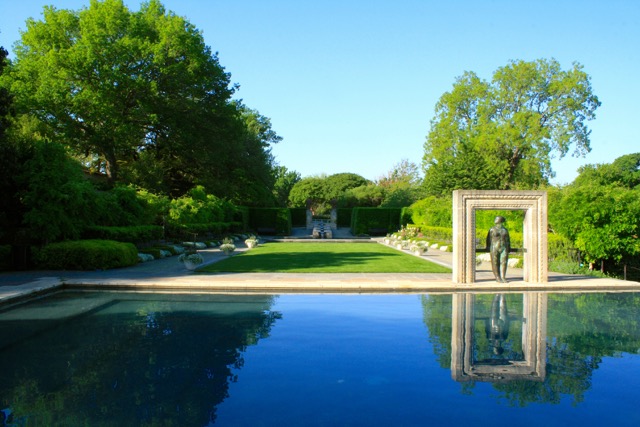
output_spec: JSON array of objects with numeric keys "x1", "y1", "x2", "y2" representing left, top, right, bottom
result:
[
  {"x1": 0, "y1": 45, "x2": 22, "y2": 241},
  {"x1": 272, "y1": 165, "x2": 301, "y2": 207},
  {"x1": 376, "y1": 159, "x2": 424, "y2": 207},
  {"x1": 288, "y1": 173, "x2": 369, "y2": 213},
  {"x1": 423, "y1": 59, "x2": 600, "y2": 195}
]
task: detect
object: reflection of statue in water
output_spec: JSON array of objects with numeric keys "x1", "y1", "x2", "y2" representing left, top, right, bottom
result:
[
  {"x1": 486, "y1": 216, "x2": 511, "y2": 283},
  {"x1": 485, "y1": 294, "x2": 511, "y2": 355}
]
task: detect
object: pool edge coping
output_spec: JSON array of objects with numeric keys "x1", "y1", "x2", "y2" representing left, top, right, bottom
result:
[{"x1": 2, "y1": 274, "x2": 640, "y2": 310}]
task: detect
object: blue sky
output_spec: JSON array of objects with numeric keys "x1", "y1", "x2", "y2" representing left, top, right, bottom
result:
[{"x1": 1, "y1": 0, "x2": 638, "y2": 184}]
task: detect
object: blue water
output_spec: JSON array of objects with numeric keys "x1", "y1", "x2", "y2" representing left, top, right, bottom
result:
[{"x1": 0, "y1": 291, "x2": 638, "y2": 426}]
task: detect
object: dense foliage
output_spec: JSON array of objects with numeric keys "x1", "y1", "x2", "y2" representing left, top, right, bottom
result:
[
  {"x1": 550, "y1": 153, "x2": 640, "y2": 274},
  {"x1": 35, "y1": 239, "x2": 139, "y2": 270},
  {"x1": 288, "y1": 173, "x2": 370, "y2": 213},
  {"x1": 1, "y1": 0, "x2": 279, "y2": 205},
  {"x1": 423, "y1": 59, "x2": 600, "y2": 195}
]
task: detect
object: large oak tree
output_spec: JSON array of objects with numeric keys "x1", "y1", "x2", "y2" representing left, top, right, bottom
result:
[
  {"x1": 2, "y1": 0, "x2": 279, "y2": 203},
  {"x1": 422, "y1": 59, "x2": 600, "y2": 195}
]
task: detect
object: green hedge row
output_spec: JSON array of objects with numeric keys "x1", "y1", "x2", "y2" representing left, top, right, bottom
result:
[
  {"x1": 414, "y1": 225, "x2": 525, "y2": 248},
  {"x1": 166, "y1": 222, "x2": 241, "y2": 237},
  {"x1": 290, "y1": 208, "x2": 307, "y2": 227},
  {"x1": 351, "y1": 208, "x2": 402, "y2": 235},
  {"x1": 248, "y1": 208, "x2": 292, "y2": 235},
  {"x1": 35, "y1": 239, "x2": 139, "y2": 270},
  {"x1": 416, "y1": 226, "x2": 453, "y2": 243},
  {"x1": 234, "y1": 206, "x2": 250, "y2": 232},
  {"x1": 337, "y1": 208, "x2": 352, "y2": 228},
  {"x1": 414, "y1": 225, "x2": 573, "y2": 260},
  {"x1": 84, "y1": 225, "x2": 163, "y2": 243}
]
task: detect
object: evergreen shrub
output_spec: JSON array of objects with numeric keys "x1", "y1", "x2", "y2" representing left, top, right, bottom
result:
[
  {"x1": 351, "y1": 208, "x2": 402, "y2": 235},
  {"x1": 417, "y1": 226, "x2": 453, "y2": 243},
  {"x1": 337, "y1": 208, "x2": 352, "y2": 228},
  {"x1": 35, "y1": 240, "x2": 139, "y2": 270},
  {"x1": 167, "y1": 222, "x2": 235, "y2": 235},
  {"x1": 248, "y1": 208, "x2": 292, "y2": 235},
  {"x1": 84, "y1": 225, "x2": 163, "y2": 243},
  {"x1": 290, "y1": 208, "x2": 307, "y2": 227},
  {"x1": 234, "y1": 207, "x2": 250, "y2": 231}
]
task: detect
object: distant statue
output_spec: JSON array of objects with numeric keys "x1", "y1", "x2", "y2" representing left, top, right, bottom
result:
[{"x1": 486, "y1": 216, "x2": 510, "y2": 283}]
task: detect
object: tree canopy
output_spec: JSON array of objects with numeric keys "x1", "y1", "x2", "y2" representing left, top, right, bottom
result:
[
  {"x1": 1, "y1": 0, "x2": 279, "y2": 204},
  {"x1": 288, "y1": 173, "x2": 370, "y2": 213},
  {"x1": 422, "y1": 59, "x2": 600, "y2": 195}
]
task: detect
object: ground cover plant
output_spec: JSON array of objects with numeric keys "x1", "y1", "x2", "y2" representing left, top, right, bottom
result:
[{"x1": 199, "y1": 242, "x2": 451, "y2": 273}]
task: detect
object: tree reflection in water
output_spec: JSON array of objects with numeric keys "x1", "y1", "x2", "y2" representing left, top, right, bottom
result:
[
  {"x1": 421, "y1": 292, "x2": 640, "y2": 406},
  {"x1": 0, "y1": 292, "x2": 281, "y2": 426}
]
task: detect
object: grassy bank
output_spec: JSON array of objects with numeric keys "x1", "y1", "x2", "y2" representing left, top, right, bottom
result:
[{"x1": 199, "y1": 242, "x2": 451, "y2": 273}]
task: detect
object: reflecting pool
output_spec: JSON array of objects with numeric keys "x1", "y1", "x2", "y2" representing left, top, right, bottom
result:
[{"x1": 0, "y1": 291, "x2": 639, "y2": 426}]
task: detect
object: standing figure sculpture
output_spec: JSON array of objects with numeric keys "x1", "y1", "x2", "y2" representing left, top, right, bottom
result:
[{"x1": 486, "y1": 216, "x2": 510, "y2": 283}]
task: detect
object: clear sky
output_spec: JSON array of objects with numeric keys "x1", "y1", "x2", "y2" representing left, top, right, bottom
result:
[{"x1": 1, "y1": 0, "x2": 638, "y2": 184}]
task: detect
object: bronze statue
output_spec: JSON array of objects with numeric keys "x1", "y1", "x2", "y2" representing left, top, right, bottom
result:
[{"x1": 486, "y1": 216, "x2": 510, "y2": 283}]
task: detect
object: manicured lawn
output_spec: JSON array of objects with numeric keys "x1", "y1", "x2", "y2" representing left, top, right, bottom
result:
[{"x1": 199, "y1": 242, "x2": 452, "y2": 273}]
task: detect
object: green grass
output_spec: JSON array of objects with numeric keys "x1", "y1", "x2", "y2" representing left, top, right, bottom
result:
[{"x1": 199, "y1": 242, "x2": 452, "y2": 273}]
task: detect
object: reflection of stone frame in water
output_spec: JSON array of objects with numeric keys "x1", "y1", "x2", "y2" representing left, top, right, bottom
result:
[{"x1": 451, "y1": 293, "x2": 547, "y2": 383}]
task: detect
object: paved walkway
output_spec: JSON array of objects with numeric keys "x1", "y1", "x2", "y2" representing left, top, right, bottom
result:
[{"x1": 1, "y1": 232, "x2": 639, "y2": 308}]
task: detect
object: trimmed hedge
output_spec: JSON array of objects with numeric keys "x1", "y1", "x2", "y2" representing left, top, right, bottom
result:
[
  {"x1": 84, "y1": 225, "x2": 163, "y2": 243},
  {"x1": 166, "y1": 222, "x2": 240, "y2": 238},
  {"x1": 351, "y1": 208, "x2": 402, "y2": 235},
  {"x1": 416, "y1": 225, "x2": 453, "y2": 243},
  {"x1": 234, "y1": 206, "x2": 250, "y2": 232},
  {"x1": 336, "y1": 208, "x2": 353, "y2": 228},
  {"x1": 400, "y1": 207, "x2": 412, "y2": 227},
  {"x1": 290, "y1": 208, "x2": 307, "y2": 227},
  {"x1": 248, "y1": 208, "x2": 292, "y2": 235},
  {"x1": 35, "y1": 239, "x2": 139, "y2": 270}
]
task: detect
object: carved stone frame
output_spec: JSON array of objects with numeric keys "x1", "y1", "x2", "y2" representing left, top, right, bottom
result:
[{"x1": 453, "y1": 190, "x2": 548, "y2": 284}]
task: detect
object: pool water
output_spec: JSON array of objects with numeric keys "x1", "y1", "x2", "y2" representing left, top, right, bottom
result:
[{"x1": 0, "y1": 291, "x2": 639, "y2": 426}]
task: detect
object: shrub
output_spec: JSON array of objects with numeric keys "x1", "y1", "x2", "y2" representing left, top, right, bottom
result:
[
  {"x1": 93, "y1": 185, "x2": 169, "y2": 227},
  {"x1": 549, "y1": 260, "x2": 608, "y2": 277},
  {"x1": 290, "y1": 208, "x2": 307, "y2": 227},
  {"x1": 336, "y1": 208, "x2": 353, "y2": 228},
  {"x1": 418, "y1": 226, "x2": 453, "y2": 243},
  {"x1": 35, "y1": 240, "x2": 139, "y2": 270},
  {"x1": 84, "y1": 225, "x2": 163, "y2": 243},
  {"x1": 234, "y1": 206, "x2": 250, "y2": 231},
  {"x1": 408, "y1": 196, "x2": 452, "y2": 228},
  {"x1": 351, "y1": 208, "x2": 402, "y2": 235},
  {"x1": 20, "y1": 141, "x2": 96, "y2": 242},
  {"x1": 548, "y1": 233, "x2": 578, "y2": 262},
  {"x1": 248, "y1": 208, "x2": 292, "y2": 235},
  {"x1": 166, "y1": 222, "x2": 239, "y2": 239}
]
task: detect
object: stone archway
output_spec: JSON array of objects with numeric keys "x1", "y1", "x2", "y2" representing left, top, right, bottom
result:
[{"x1": 452, "y1": 190, "x2": 548, "y2": 284}]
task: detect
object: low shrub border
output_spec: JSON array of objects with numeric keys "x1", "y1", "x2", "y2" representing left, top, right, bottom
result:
[
  {"x1": 84, "y1": 225, "x2": 163, "y2": 243},
  {"x1": 35, "y1": 239, "x2": 139, "y2": 270}
]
